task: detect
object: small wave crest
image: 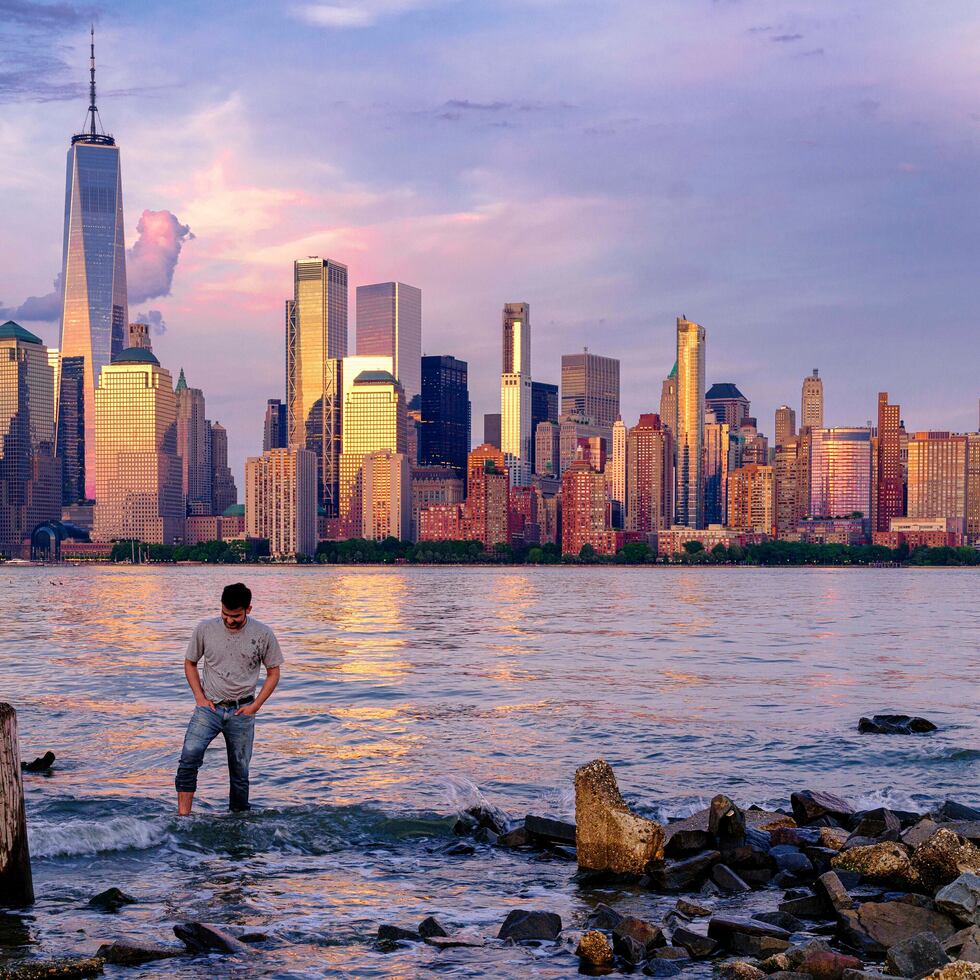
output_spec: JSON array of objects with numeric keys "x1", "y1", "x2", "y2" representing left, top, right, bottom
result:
[{"x1": 29, "y1": 815, "x2": 170, "y2": 859}]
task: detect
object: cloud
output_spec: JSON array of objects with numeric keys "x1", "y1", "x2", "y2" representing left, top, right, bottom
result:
[
  {"x1": 0, "y1": 0, "x2": 86, "y2": 28},
  {"x1": 126, "y1": 209, "x2": 194, "y2": 305},
  {"x1": 291, "y1": 0, "x2": 447, "y2": 28},
  {"x1": 133, "y1": 309, "x2": 167, "y2": 335},
  {"x1": 772, "y1": 33, "x2": 803, "y2": 43},
  {"x1": 0, "y1": 275, "x2": 62, "y2": 322}
]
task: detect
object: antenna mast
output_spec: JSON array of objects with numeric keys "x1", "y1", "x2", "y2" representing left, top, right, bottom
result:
[{"x1": 89, "y1": 25, "x2": 97, "y2": 138}]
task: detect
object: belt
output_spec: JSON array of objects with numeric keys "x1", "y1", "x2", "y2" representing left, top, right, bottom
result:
[{"x1": 214, "y1": 695, "x2": 255, "y2": 709}]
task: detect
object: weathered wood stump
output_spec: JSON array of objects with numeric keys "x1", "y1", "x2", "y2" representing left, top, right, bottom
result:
[{"x1": 0, "y1": 703, "x2": 34, "y2": 906}]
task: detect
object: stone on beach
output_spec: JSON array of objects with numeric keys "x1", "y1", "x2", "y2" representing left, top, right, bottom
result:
[
  {"x1": 418, "y1": 915, "x2": 448, "y2": 938},
  {"x1": 710, "y1": 795, "x2": 747, "y2": 842},
  {"x1": 648, "y1": 850, "x2": 720, "y2": 892},
  {"x1": 676, "y1": 898, "x2": 713, "y2": 918},
  {"x1": 832, "y1": 842, "x2": 917, "y2": 886},
  {"x1": 838, "y1": 902, "x2": 957, "y2": 958},
  {"x1": 858, "y1": 716, "x2": 938, "y2": 736},
  {"x1": 816, "y1": 871, "x2": 856, "y2": 917},
  {"x1": 20, "y1": 751, "x2": 56, "y2": 773},
  {"x1": 376, "y1": 924, "x2": 422, "y2": 945},
  {"x1": 495, "y1": 825, "x2": 531, "y2": 848},
  {"x1": 0, "y1": 958, "x2": 105, "y2": 979},
  {"x1": 612, "y1": 915, "x2": 666, "y2": 956},
  {"x1": 719, "y1": 960, "x2": 767, "y2": 980},
  {"x1": 173, "y1": 921, "x2": 251, "y2": 955},
  {"x1": 850, "y1": 809, "x2": 903, "y2": 843},
  {"x1": 497, "y1": 909, "x2": 562, "y2": 942},
  {"x1": 912, "y1": 832, "x2": 980, "y2": 893},
  {"x1": 713, "y1": 863, "x2": 752, "y2": 892},
  {"x1": 708, "y1": 914, "x2": 792, "y2": 958},
  {"x1": 586, "y1": 903, "x2": 624, "y2": 930},
  {"x1": 94, "y1": 941, "x2": 185, "y2": 965},
  {"x1": 576, "y1": 930, "x2": 614, "y2": 968},
  {"x1": 923, "y1": 964, "x2": 980, "y2": 980},
  {"x1": 87, "y1": 887, "x2": 137, "y2": 912},
  {"x1": 670, "y1": 925, "x2": 718, "y2": 958},
  {"x1": 792, "y1": 791, "x2": 856, "y2": 828},
  {"x1": 574, "y1": 759, "x2": 665, "y2": 875},
  {"x1": 936, "y1": 875, "x2": 980, "y2": 926},
  {"x1": 524, "y1": 814, "x2": 576, "y2": 845},
  {"x1": 424, "y1": 930, "x2": 485, "y2": 949},
  {"x1": 885, "y1": 932, "x2": 951, "y2": 979},
  {"x1": 795, "y1": 948, "x2": 864, "y2": 980}
]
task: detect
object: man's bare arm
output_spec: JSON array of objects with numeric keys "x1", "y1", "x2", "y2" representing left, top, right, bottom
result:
[
  {"x1": 184, "y1": 660, "x2": 215, "y2": 709},
  {"x1": 237, "y1": 666, "x2": 280, "y2": 715}
]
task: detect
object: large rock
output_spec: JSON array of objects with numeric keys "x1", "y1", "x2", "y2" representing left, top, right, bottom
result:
[
  {"x1": 924, "y1": 964, "x2": 980, "y2": 980},
  {"x1": 905, "y1": 821, "x2": 944, "y2": 849},
  {"x1": 576, "y1": 930, "x2": 614, "y2": 969},
  {"x1": 839, "y1": 903, "x2": 957, "y2": 958},
  {"x1": 497, "y1": 909, "x2": 562, "y2": 942},
  {"x1": 709, "y1": 915, "x2": 792, "y2": 956},
  {"x1": 173, "y1": 922, "x2": 250, "y2": 955},
  {"x1": 858, "y1": 715, "x2": 938, "y2": 735},
  {"x1": 936, "y1": 875, "x2": 980, "y2": 926},
  {"x1": 0, "y1": 958, "x2": 105, "y2": 979},
  {"x1": 87, "y1": 888, "x2": 137, "y2": 912},
  {"x1": 913, "y1": 832, "x2": 980, "y2": 893},
  {"x1": 418, "y1": 916, "x2": 448, "y2": 938},
  {"x1": 936, "y1": 805, "x2": 980, "y2": 823},
  {"x1": 832, "y1": 842, "x2": 917, "y2": 886},
  {"x1": 586, "y1": 903, "x2": 624, "y2": 930},
  {"x1": 795, "y1": 949, "x2": 863, "y2": 980},
  {"x1": 574, "y1": 760, "x2": 665, "y2": 875},
  {"x1": 719, "y1": 961, "x2": 766, "y2": 980},
  {"x1": 94, "y1": 942, "x2": 184, "y2": 965},
  {"x1": 671, "y1": 926, "x2": 717, "y2": 959},
  {"x1": 713, "y1": 864, "x2": 752, "y2": 893},
  {"x1": 612, "y1": 915, "x2": 667, "y2": 957},
  {"x1": 524, "y1": 814, "x2": 576, "y2": 845},
  {"x1": 886, "y1": 932, "x2": 950, "y2": 979},
  {"x1": 945, "y1": 926, "x2": 980, "y2": 963},
  {"x1": 816, "y1": 871, "x2": 856, "y2": 917},
  {"x1": 792, "y1": 791, "x2": 855, "y2": 828},
  {"x1": 850, "y1": 809, "x2": 903, "y2": 843},
  {"x1": 710, "y1": 795, "x2": 747, "y2": 843}
]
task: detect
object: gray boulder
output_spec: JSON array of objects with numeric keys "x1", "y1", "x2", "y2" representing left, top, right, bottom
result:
[
  {"x1": 937, "y1": 876, "x2": 980, "y2": 927},
  {"x1": 886, "y1": 932, "x2": 950, "y2": 979}
]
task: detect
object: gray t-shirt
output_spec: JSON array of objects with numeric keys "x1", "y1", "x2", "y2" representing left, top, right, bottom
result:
[{"x1": 185, "y1": 617, "x2": 284, "y2": 702}]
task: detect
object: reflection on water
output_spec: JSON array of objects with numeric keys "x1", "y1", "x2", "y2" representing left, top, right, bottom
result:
[{"x1": 1, "y1": 566, "x2": 978, "y2": 978}]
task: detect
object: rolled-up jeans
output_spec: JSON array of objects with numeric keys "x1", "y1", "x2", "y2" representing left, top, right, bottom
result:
[{"x1": 175, "y1": 703, "x2": 255, "y2": 811}]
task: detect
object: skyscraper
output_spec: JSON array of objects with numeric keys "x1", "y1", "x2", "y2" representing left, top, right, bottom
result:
[
  {"x1": 91, "y1": 346, "x2": 183, "y2": 544},
  {"x1": 530, "y1": 380, "x2": 559, "y2": 472},
  {"x1": 561, "y1": 456, "x2": 616, "y2": 556},
  {"x1": 966, "y1": 434, "x2": 980, "y2": 543},
  {"x1": 774, "y1": 406, "x2": 796, "y2": 448},
  {"x1": 560, "y1": 351, "x2": 620, "y2": 428},
  {"x1": 361, "y1": 450, "x2": 411, "y2": 541},
  {"x1": 801, "y1": 369, "x2": 824, "y2": 429},
  {"x1": 727, "y1": 464, "x2": 774, "y2": 534},
  {"x1": 773, "y1": 439, "x2": 800, "y2": 537},
  {"x1": 702, "y1": 408, "x2": 731, "y2": 526},
  {"x1": 411, "y1": 466, "x2": 464, "y2": 542},
  {"x1": 674, "y1": 316, "x2": 706, "y2": 528},
  {"x1": 245, "y1": 447, "x2": 317, "y2": 558},
  {"x1": 175, "y1": 369, "x2": 212, "y2": 515},
  {"x1": 875, "y1": 392, "x2": 903, "y2": 533},
  {"x1": 483, "y1": 413, "x2": 501, "y2": 449},
  {"x1": 500, "y1": 302, "x2": 532, "y2": 487},
  {"x1": 464, "y1": 444, "x2": 509, "y2": 549},
  {"x1": 0, "y1": 322, "x2": 59, "y2": 556},
  {"x1": 534, "y1": 421, "x2": 560, "y2": 478},
  {"x1": 56, "y1": 355, "x2": 85, "y2": 505},
  {"x1": 286, "y1": 257, "x2": 348, "y2": 513},
  {"x1": 907, "y1": 432, "x2": 968, "y2": 530},
  {"x1": 626, "y1": 414, "x2": 672, "y2": 533},
  {"x1": 355, "y1": 282, "x2": 422, "y2": 404},
  {"x1": 608, "y1": 418, "x2": 627, "y2": 527},
  {"x1": 659, "y1": 367, "x2": 677, "y2": 439},
  {"x1": 58, "y1": 31, "x2": 129, "y2": 501},
  {"x1": 339, "y1": 370, "x2": 407, "y2": 536},
  {"x1": 263, "y1": 399, "x2": 288, "y2": 452},
  {"x1": 419, "y1": 355, "x2": 470, "y2": 481},
  {"x1": 705, "y1": 383, "x2": 749, "y2": 432},
  {"x1": 209, "y1": 421, "x2": 238, "y2": 515},
  {"x1": 809, "y1": 427, "x2": 872, "y2": 519}
]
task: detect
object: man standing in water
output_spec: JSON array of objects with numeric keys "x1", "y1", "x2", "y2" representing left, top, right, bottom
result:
[{"x1": 175, "y1": 583, "x2": 283, "y2": 814}]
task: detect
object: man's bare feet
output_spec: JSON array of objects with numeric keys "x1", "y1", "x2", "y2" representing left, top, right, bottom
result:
[{"x1": 177, "y1": 791, "x2": 195, "y2": 816}]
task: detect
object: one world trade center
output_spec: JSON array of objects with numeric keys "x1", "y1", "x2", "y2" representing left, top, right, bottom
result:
[{"x1": 57, "y1": 29, "x2": 128, "y2": 502}]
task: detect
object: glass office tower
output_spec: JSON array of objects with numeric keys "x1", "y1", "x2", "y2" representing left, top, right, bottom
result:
[
  {"x1": 355, "y1": 282, "x2": 422, "y2": 405},
  {"x1": 57, "y1": 34, "x2": 129, "y2": 501}
]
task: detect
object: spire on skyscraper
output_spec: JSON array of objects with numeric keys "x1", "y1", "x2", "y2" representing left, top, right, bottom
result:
[
  {"x1": 74, "y1": 26, "x2": 114, "y2": 146},
  {"x1": 175, "y1": 368, "x2": 188, "y2": 393}
]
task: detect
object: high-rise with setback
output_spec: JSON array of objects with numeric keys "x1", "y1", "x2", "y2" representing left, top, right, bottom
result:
[
  {"x1": 500, "y1": 302, "x2": 532, "y2": 487},
  {"x1": 355, "y1": 282, "x2": 422, "y2": 405},
  {"x1": 674, "y1": 316, "x2": 706, "y2": 528},
  {"x1": 57, "y1": 31, "x2": 129, "y2": 501},
  {"x1": 560, "y1": 351, "x2": 620, "y2": 428}
]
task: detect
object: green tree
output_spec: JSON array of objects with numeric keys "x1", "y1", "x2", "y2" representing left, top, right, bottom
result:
[{"x1": 683, "y1": 540, "x2": 704, "y2": 555}]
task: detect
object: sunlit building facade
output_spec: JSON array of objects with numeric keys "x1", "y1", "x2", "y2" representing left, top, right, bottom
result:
[
  {"x1": 500, "y1": 302, "x2": 532, "y2": 487},
  {"x1": 91, "y1": 348, "x2": 183, "y2": 545},
  {"x1": 561, "y1": 457, "x2": 616, "y2": 556},
  {"x1": 560, "y1": 351, "x2": 620, "y2": 429},
  {"x1": 967, "y1": 433, "x2": 980, "y2": 543},
  {"x1": 727, "y1": 464, "x2": 774, "y2": 534},
  {"x1": 58, "y1": 47, "x2": 129, "y2": 501},
  {"x1": 534, "y1": 421, "x2": 560, "y2": 478},
  {"x1": 558, "y1": 415, "x2": 611, "y2": 477},
  {"x1": 245, "y1": 446, "x2": 317, "y2": 558},
  {"x1": 675, "y1": 316, "x2": 705, "y2": 527},
  {"x1": 809, "y1": 427, "x2": 872, "y2": 519},
  {"x1": 0, "y1": 322, "x2": 59, "y2": 555},
  {"x1": 906, "y1": 432, "x2": 968, "y2": 531},
  {"x1": 659, "y1": 367, "x2": 677, "y2": 439},
  {"x1": 801, "y1": 369, "x2": 823, "y2": 429},
  {"x1": 361, "y1": 450, "x2": 411, "y2": 542},
  {"x1": 411, "y1": 465, "x2": 464, "y2": 542},
  {"x1": 339, "y1": 370, "x2": 407, "y2": 537},
  {"x1": 773, "y1": 438, "x2": 800, "y2": 537},
  {"x1": 774, "y1": 405, "x2": 796, "y2": 447},
  {"x1": 705, "y1": 383, "x2": 749, "y2": 432},
  {"x1": 355, "y1": 282, "x2": 422, "y2": 404},
  {"x1": 625, "y1": 413, "x2": 672, "y2": 534},
  {"x1": 875, "y1": 392, "x2": 903, "y2": 533},
  {"x1": 464, "y1": 445, "x2": 509, "y2": 548},
  {"x1": 209, "y1": 422, "x2": 238, "y2": 515},
  {"x1": 175, "y1": 369, "x2": 212, "y2": 515},
  {"x1": 703, "y1": 408, "x2": 730, "y2": 527},
  {"x1": 608, "y1": 418, "x2": 627, "y2": 527},
  {"x1": 286, "y1": 257, "x2": 348, "y2": 514}
]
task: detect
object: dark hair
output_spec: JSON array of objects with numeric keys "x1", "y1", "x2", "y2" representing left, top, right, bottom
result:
[{"x1": 221, "y1": 582, "x2": 252, "y2": 611}]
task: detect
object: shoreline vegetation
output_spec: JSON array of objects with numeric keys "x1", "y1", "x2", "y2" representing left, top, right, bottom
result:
[{"x1": 59, "y1": 537, "x2": 980, "y2": 566}]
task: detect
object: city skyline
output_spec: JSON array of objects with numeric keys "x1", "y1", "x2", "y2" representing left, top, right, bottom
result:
[{"x1": 1, "y1": 5, "x2": 978, "y2": 488}]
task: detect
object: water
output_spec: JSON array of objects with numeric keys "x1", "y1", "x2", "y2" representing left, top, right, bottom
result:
[{"x1": 1, "y1": 566, "x2": 978, "y2": 976}]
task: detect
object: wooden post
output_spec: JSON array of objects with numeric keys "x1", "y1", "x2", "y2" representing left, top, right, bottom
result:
[{"x1": 0, "y1": 702, "x2": 34, "y2": 906}]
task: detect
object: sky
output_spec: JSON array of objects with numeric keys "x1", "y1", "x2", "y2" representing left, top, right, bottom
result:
[{"x1": 1, "y1": 0, "x2": 978, "y2": 487}]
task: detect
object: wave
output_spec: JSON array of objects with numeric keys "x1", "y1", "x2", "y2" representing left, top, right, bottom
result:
[{"x1": 29, "y1": 815, "x2": 170, "y2": 858}]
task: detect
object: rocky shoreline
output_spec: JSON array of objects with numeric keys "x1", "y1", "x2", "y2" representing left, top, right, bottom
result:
[{"x1": 3, "y1": 758, "x2": 979, "y2": 979}]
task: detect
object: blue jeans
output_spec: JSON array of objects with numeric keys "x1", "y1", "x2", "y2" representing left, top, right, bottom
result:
[{"x1": 175, "y1": 704, "x2": 255, "y2": 811}]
